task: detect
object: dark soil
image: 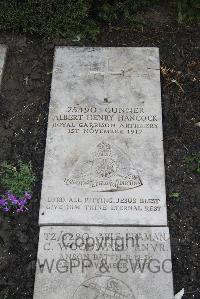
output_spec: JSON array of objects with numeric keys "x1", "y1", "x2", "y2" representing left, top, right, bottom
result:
[{"x1": 0, "y1": 10, "x2": 199, "y2": 299}]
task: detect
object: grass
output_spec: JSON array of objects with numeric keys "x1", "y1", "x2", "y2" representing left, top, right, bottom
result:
[
  {"x1": 0, "y1": 1, "x2": 199, "y2": 40},
  {"x1": 0, "y1": 0, "x2": 99, "y2": 39}
]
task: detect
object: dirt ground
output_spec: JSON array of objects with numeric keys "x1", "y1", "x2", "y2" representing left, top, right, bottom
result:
[{"x1": 0, "y1": 11, "x2": 199, "y2": 299}]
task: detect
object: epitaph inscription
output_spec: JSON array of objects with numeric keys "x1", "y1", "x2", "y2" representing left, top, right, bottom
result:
[
  {"x1": 40, "y1": 47, "x2": 167, "y2": 225},
  {"x1": 33, "y1": 226, "x2": 174, "y2": 299}
]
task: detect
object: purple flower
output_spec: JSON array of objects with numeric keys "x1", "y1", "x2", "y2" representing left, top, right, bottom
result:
[
  {"x1": 0, "y1": 197, "x2": 7, "y2": 206},
  {"x1": 18, "y1": 198, "x2": 27, "y2": 206},
  {"x1": 0, "y1": 190, "x2": 31, "y2": 213},
  {"x1": 5, "y1": 191, "x2": 18, "y2": 204},
  {"x1": 3, "y1": 206, "x2": 9, "y2": 212},
  {"x1": 17, "y1": 205, "x2": 28, "y2": 213},
  {"x1": 24, "y1": 192, "x2": 32, "y2": 200},
  {"x1": 17, "y1": 198, "x2": 28, "y2": 212}
]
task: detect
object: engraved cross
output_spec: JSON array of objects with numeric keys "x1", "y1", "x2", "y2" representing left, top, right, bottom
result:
[
  {"x1": 89, "y1": 59, "x2": 127, "y2": 79},
  {"x1": 88, "y1": 59, "x2": 133, "y2": 98}
]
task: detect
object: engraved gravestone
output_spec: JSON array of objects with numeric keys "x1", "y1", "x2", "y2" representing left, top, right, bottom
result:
[
  {"x1": 0, "y1": 45, "x2": 6, "y2": 86},
  {"x1": 39, "y1": 47, "x2": 167, "y2": 225},
  {"x1": 33, "y1": 226, "x2": 174, "y2": 299}
]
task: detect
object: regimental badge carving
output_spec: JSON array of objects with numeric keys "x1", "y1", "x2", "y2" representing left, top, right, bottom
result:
[
  {"x1": 73, "y1": 276, "x2": 135, "y2": 299},
  {"x1": 64, "y1": 141, "x2": 142, "y2": 192}
]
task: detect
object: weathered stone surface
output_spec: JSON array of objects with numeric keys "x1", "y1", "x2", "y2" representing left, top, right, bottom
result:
[
  {"x1": 39, "y1": 47, "x2": 167, "y2": 225},
  {"x1": 0, "y1": 45, "x2": 6, "y2": 87},
  {"x1": 33, "y1": 226, "x2": 174, "y2": 299}
]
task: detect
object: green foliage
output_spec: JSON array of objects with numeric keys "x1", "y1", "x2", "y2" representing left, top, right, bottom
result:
[
  {"x1": 176, "y1": 0, "x2": 200, "y2": 23},
  {"x1": 0, "y1": 0, "x2": 199, "y2": 39},
  {"x1": 0, "y1": 160, "x2": 36, "y2": 197},
  {"x1": 169, "y1": 192, "x2": 180, "y2": 198},
  {"x1": 0, "y1": 0, "x2": 98, "y2": 39},
  {"x1": 97, "y1": 0, "x2": 159, "y2": 23},
  {"x1": 185, "y1": 153, "x2": 200, "y2": 174},
  {"x1": 95, "y1": 0, "x2": 158, "y2": 29}
]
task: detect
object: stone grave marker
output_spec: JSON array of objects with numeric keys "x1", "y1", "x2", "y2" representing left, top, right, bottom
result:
[
  {"x1": 39, "y1": 47, "x2": 167, "y2": 226},
  {"x1": 33, "y1": 226, "x2": 174, "y2": 299},
  {"x1": 0, "y1": 45, "x2": 6, "y2": 86},
  {"x1": 34, "y1": 47, "x2": 174, "y2": 297}
]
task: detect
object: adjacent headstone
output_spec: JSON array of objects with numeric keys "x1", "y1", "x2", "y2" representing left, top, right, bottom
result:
[
  {"x1": 39, "y1": 47, "x2": 167, "y2": 226},
  {"x1": 33, "y1": 226, "x2": 174, "y2": 299},
  {"x1": 0, "y1": 45, "x2": 6, "y2": 87}
]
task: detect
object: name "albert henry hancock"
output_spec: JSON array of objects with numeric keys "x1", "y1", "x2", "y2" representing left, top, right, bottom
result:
[{"x1": 53, "y1": 113, "x2": 158, "y2": 122}]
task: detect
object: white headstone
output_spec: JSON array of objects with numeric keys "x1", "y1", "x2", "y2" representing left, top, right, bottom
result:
[
  {"x1": 33, "y1": 226, "x2": 174, "y2": 299},
  {"x1": 0, "y1": 45, "x2": 6, "y2": 87},
  {"x1": 39, "y1": 47, "x2": 167, "y2": 225}
]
